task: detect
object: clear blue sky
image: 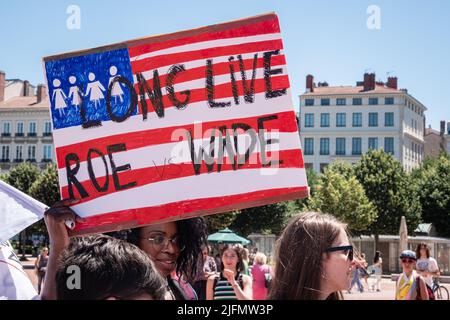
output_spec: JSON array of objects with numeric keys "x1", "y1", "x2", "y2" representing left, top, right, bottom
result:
[{"x1": 0, "y1": 0, "x2": 448, "y2": 129}]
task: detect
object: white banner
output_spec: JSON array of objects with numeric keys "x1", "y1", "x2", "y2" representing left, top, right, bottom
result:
[
  {"x1": 0, "y1": 180, "x2": 47, "y2": 243},
  {"x1": 0, "y1": 241, "x2": 38, "y2": 300}
]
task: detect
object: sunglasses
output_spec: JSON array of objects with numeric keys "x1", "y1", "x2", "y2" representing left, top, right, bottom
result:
[
  {"x1": 325, "y1": 245, "x2": 353, "y2": 261},
  {"x1": 401, "y1": 258, "x2": 416, "y2": 264}
]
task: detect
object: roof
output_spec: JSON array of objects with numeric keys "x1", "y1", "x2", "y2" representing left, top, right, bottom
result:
[
  {"x1": 425, "y1": 128, "x2": 441, "y2": 136},
  {"x1": 302, "y1": 84, "x2": 403, "y2": 96},
  {"x1": 0, "y1": 96, "x2": 50, "y2": 109},
  {"x1": 414, "y1": 223, "x2": 433, "y2": 234}
]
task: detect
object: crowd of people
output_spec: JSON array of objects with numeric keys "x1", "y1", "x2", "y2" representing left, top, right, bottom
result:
[{"x1": 34, "y1": 199, "x2": 440, "y2": 300}]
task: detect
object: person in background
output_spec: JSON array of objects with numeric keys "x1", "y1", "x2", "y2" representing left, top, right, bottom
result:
[
  {"x1": 214, "y1": 253, "x2": 222, "y2": 273},
  {"x1": 415, "y1": 243, "x2": 440, "y2": 289},
  {"x1": 191, "y1": 245, "x2": 217, "y2": 300},
  {"x1": 395, "y1": 250, "x2": 429, "y2": 300},
  {"x1": 251, "y1": 252, "x2": 272, "y2": 300},
  {"x1": 268, "y1": 212, "x2": 356, "y2": 300},
  {"x1": 206, "y1": 244, "x2": 253, "y2": 300},
  {"x1": 359, "y1": 253, "x2": 370, "y2": 290},
  {"x1": 240, "y1": 246, "x2": 250, "y2": 276},
  {"x1": 34, "y1": 247, "x2": 49, "y2": 294},
  {"x1": 55, "y1": 234, "x2": 167, "y2": 300},
  {"x1": 372, "y1": 251, "x2": 383, "y2": 292}
]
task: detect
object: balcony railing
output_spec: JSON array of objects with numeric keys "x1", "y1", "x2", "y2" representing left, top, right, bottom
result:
[
  {"x1": 27, "y1": 132, "x2": 37, "y2": 137},
  {"x1": 0, "y1": 158, "x2": 10, "y2": 163},
  {"x1": 14, "y1": 158, "x2": 23, "y2": 163},
  {"x1": 26, "y1": 158, "x2": 36, "y2": 163},
  {"x1": 41, "y1": 158, "x2": 52, "y2": 163},
  {"x1": 1, "y1": 133, "x2": 11, "y2": 137},
  {"x1": 15, "y1": 133, "x2": 24, "y2": 137}
]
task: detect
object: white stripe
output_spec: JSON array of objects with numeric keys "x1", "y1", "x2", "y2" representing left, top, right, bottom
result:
[
  {"x1": 130, "y1": 33, "x2": 282, "y2": 62},
  {"x1": 52, "y1": 89, "x2": 295, "y2": 147},
  {"x1": 70, "y1": 168, "x2": 307, "y2": 218},
  {"x1": 132, "y1": 50, "x2": 285, "y2": 83},
  {"x1": 57, "y1": 131, "x2": 302, "y2": 187},
  {"x1": 137, "y1": 65, "x2": 286, "y2": 99}
]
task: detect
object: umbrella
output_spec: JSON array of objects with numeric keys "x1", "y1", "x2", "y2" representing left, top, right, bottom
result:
[{"x1": 207, "y1": 228, "x2": 251, "y2": 245}]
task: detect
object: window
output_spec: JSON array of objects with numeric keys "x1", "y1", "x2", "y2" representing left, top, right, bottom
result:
[
  {"x1": 305, "y1": 99, "x2": 314, "y2": 106},
  {"x1": 336, "y1": 113, "x2": 346, "y2": 127},
  {"x1": 15, "y1": 146, "x2": 23, "y2": 161},
  {"x1": 1, "y1": 146, "x2": 9, "y2": 161},
  {"x1": 28, "y1": 122, "x2": 37, "y2": 136},
  {"x1": 336, "y1": 98, "x2": 346, "y2": 106},
  {"x1": 304, "y1": 163, "x2": 313, "y2": 170},
  {"x1": 320, "y1": 138, "x2": 330, "y2": 155},
  {"x1": 352, "y1": 138, "x2": 362, "y2": 155},
  {"x1": 352, "y1": 98, "x2": 362, "y2": 105},
  {"x1": 43, "y1": 145, "x2": 53, "y2": 160},
  {"x1": 368, "y1": 137, "x2": 378, "y2": 150},
  {"x1": 16, "y1": 122, "x2": 24, "y2": 136},
  {"x1": 384, "y1": 137, "x2": 394, "y2": 154},
  {"x1": 336, "y1": 138, "x2": 346, "y2": 155},
  {"x1": 2, "y1": 122, "x2": 11, "y2": 136},
  {"x1": 385, "y1": 112, "x2": 394, "y2": 127},
  {"x1": 304, "y1": 138, "x2": 314, "y2": 155},
  {"x1": 385, "y1": 97, "x2": 394, "y2": 105},
  {"x1": 369, "y1": 98, "x2": 378, "y2": 105},
  {"x1": 305, "y1": 114, "x2": 314, "y2": 127},
  {"x1": 321, "y1": 98, "x2": 330, "y2": 106},
  {"x1": 44, "y1": 122, "x2": 52, "y2": 135},
  {"x1": 320, "y1": 113, "x2": 330, "y2": 127},
  {"x1": 27, "y1": 146, "x2": 36, "y2": 161},
  {"x1": 352, "y1": 113, "x2": 362, "y2": 127},
  {"x1": 369, "y1": 112, "x2": 378, "y2": 127},
  {"x1": 320, "y1": 163, "x2": 329, "y2": 173}
]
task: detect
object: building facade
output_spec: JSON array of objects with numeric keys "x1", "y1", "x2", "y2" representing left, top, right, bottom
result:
[
  {"x1": 299, "y1": 73, "x2": 427, "y2": 173},
  {"x1": 0, "y1": 71, "x2": 53, "y2": 172}
]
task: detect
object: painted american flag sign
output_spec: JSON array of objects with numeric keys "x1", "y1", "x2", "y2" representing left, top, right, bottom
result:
[{"x1": 43, "y1": 13, "x2": 308, "y2": 236}]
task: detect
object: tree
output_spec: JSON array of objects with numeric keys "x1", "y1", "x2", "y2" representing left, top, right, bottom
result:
[
  {"x1": 307, "y1": 169, "x2": 377, "y2": 232},
  {"x1": 230, "y1": 200, "x2": 298, "y2": 236},
  {"x1": 354, "y1": 149, "x2": 422, "y2": 247},
  {"x1": 204, "y1": 211, "x2": 239, "y2": 233},
  {"x1": 29, "y1": 163, "x2": 60, "y2": 206},
  {"x1": 0, "y1": 171, "x2": 8, "y2": 182},
  {"x1": 412, "y1": 153, "x2": 450, "y2": 237},
  {"x1": 295, "y1": 167, "x2": 320, "y2": 210},
  {"x1": 6, "y1": 162, "x2": 41, "y2": 260}
]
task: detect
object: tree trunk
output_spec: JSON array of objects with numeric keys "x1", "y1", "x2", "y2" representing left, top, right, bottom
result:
[{"x1": 374, "y1": 233, "x2": 380, "y2": 252}]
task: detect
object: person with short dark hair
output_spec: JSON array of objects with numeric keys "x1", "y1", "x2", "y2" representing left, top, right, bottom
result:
[{"x1": 56, "y1": 234, "x2": 167, "y2": 300}]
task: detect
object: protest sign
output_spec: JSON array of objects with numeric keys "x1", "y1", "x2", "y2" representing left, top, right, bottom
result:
[{"x1": 43, "y1": 12, "x2": 308, "y2": 236}]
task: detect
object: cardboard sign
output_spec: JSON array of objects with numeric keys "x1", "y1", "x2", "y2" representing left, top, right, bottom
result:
[{"x1": 43, "y1": 13, "x2": 308, "y2": 236}]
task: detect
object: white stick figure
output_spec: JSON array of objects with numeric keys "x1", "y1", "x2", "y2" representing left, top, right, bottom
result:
[
  {"x1": 85, "y1": 72, "x2": 106, "y2": 108},
  {"x1": 68, "y1": 76, "x2": 82, "y2": 110},
  {"x1": 52, "y1": 79, "x2": 67, "y2": 117},
  {"x1": 108, "y1": 66, "x2": 124, "y2": 104}
]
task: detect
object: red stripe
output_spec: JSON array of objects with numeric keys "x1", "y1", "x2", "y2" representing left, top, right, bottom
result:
[
  {"x1": 60, "y1": 149, "x2": 304, "y2": 202},
  {"x1": 136, "y1": 75, "x2": 290, "y2": 114},
  {"x1": 55, "y1": 110, "x2": 297, "y2": 168},
  {"x1": 140, "y1": 54, "x2": 286, "y2": 89},
  {"x1": 70, "y1": 186, "x2": 308, "y2": 235},
  {"x1": 131, "y1": 39, "x2": 283, "y2": 73},
  {"x1": 128, "y1": 18, "x2": 280, "y2": 58}
]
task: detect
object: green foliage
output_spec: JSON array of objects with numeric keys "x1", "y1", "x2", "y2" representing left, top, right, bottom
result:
[
  {"x1": 307, "y1": 169, "x2": 377, "y2": 232},
  {"x1": 29, "y1": 163, "x2": 60, "y2": 206},
  {"x1": 204, "y1": 211, "x2": 239, "y2": 233},
  {"x1": 295, "y1": 167, "x2": 320, "y2": 210},
  {"x1": 6, "y1": 162, "x2": 40, "y2": 193},
  {"x1": 0, "y1": 171, "x2": 9, "y2": 182},
  {"x1": 412, "y1": 153, "x2": 450, "y2": 237},
  {"x1": 354, "y1": 149, "x2": 421, "y2": 235}
]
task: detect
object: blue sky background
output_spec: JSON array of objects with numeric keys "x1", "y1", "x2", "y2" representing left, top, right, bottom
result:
[{"x1": 0, "y1": 0, "x2": 448, "y2": 129}]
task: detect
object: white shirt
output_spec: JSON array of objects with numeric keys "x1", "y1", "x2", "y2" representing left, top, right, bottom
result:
[{"x1": 416, "y1": 257, "x2": 439, "y2": 287}]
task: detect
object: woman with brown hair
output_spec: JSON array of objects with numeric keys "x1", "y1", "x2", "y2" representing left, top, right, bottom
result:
[{"x1": 268, "y1": 211, "x2": 355, "y2": 300}]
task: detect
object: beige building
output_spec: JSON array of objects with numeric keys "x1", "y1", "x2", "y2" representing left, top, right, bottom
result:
[
  {"x1": 0, "y1": 71, "x2": 53, "y2": 172},
  {"x1": 299, "y1": 73, "x2": 427, "y2": 173}
]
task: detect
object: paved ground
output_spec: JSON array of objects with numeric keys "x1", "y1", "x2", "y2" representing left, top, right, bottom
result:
[{"x1": 344, "y1": 277, "x2": 450, "y2": 300}]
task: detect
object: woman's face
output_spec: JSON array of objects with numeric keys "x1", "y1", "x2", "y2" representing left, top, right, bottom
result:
[
  {"x1": 137, "y1": 222, "x2": 180, "y2": 276},
  {"x1": 401, "y1": 258, "x2": 416, "y2": 273},
  {"x1": 419, "y1": 246, "x2": 428, "y2": 258},
  {"x1": 42, "y1": 248, "x2": 49, "y2": 256},
  {"x1": 222, "y1": 249, "x2": 238, "y2": 270},
  {"x1": 321, "y1": 228, "x2": 354, "y2": 294}
]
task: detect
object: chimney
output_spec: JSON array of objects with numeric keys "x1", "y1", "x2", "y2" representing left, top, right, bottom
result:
[
  {"x1": 37, "y1": 84, "x2": 47, "y2": 103},
  {"x1": 440, "y1": 121, "x2": 445, "y2": 137},
  {"x1": 447, "y1": 122, "x2": 450, "y2": 135},
  {"x1": 23, "y1": 80, "x2": 30, "y2": 96},
  {"x1": 387, "y1": 76, "x2": 398, "y2": 89},
  {"x1": 306, "y1": 74, "x2": 314, "y2": 93},
  {"x1": 363, "y1": 73, "x2": 375, "y2": 91},
  {"x1": 0, "y1": 71, "x2": 5, "y2": 102}
]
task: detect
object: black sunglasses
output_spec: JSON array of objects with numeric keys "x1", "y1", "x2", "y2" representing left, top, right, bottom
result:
[{"x1": 325, "y1": 245, "x2": 353, "y2": 261}]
